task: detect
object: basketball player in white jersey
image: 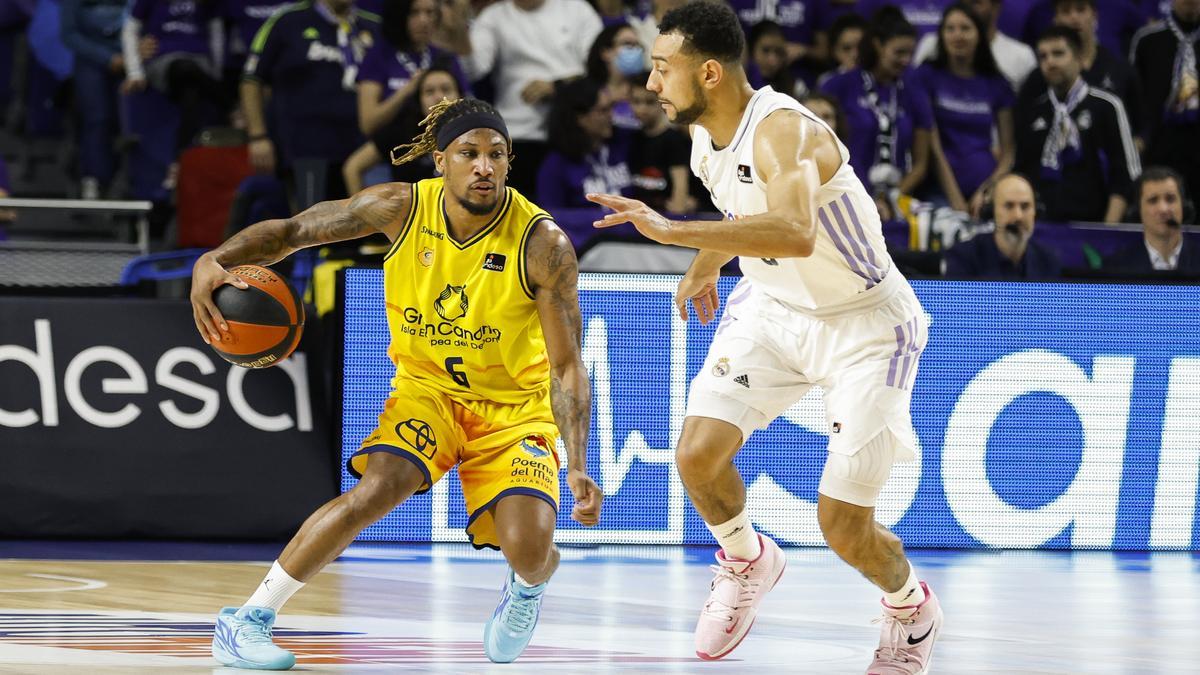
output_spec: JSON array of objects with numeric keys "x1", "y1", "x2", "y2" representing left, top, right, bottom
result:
[{"x1": 588, "y1": 2, "x2": 942, "y2": 672}]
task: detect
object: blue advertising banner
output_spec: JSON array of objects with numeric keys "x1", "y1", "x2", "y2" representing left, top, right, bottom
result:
[{"x1": 342, "y1": 269, "x2": 1200, "y2": 550}]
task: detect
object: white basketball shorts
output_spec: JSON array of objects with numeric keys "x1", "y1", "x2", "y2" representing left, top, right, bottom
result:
[{"x1": 686, "y1": 271, "x2": 930, "y2": 507}]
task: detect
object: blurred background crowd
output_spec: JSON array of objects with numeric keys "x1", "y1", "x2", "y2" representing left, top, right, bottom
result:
[{"x1": 0, "y1": 0, "x2": 1197, "y2": 286}]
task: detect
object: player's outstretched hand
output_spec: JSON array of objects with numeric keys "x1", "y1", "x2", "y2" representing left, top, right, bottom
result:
[
  {"x1": 190, "y1": 254, "x2": 249, "y2": 345},
  {"x1": 587, "y1": 193, "x2": 674, "y2": 245},
  {"x1": 567, "y1": 468, "x2": 602, "y2": 527}
]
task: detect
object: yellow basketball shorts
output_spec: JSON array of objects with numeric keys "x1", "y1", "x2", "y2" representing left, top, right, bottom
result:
[{"x1": 347, "y1": 381, "x2": 560, "y2": 550}]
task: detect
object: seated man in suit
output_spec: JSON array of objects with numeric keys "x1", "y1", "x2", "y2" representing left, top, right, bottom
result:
[
  {"x1": 1105, "y1": 166, "x2": 1199, "y2": 274},
  {"x1": 944, "y1": 173, "x2": 1062, "y2": 279}
]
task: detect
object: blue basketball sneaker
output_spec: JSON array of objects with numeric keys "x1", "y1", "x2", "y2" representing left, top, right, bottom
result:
[
  {"x1": 212, "y1": 606, "x2": 296, "y2": 670},
  {"x1": 483, "y1": 569, "x2": 546, "y2": 663}
]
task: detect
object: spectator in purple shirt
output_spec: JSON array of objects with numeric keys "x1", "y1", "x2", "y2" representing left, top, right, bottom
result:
[
  {"x1": 122, "y1": 0, "x2": 230, "y2": 155},
  {"x1": 585, "y1": 22, "x2": 644, "y2": 130},
  {"x1": 343, "y1": 64, "x2": 463, "y2": 193},
  {"x1": 919, "y1": 2, "x2": 1015, "y2": 216},
  {"x1": 536, "y1": 77, "x2": 632, "y2": 209},
  {"x1": 357, "y1": 0, "x2": 465, "y2": 137},
  {"x1": 821, "y1": 6, "x2": 932, "y2": 219}
]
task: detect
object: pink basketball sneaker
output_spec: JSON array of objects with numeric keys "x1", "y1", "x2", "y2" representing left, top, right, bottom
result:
[
  {"x1": 694, "y1": 533, "x2": 786, "y2": 660},
  {"x1": 868, "y1": 581, "x2": 944, "y2": 674}
]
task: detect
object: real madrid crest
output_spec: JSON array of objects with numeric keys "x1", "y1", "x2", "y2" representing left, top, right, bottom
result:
[
  {"x1": 712, "y1": 357, "x2": 730, "y2": 377},
  {"x1": 1076, "y1": 110, "x2": 1092, "y2": 130},
  {"x1": 418, "y1": 247, "x2": 434, "y2": 267},
  {"x1": 698, "y1": 155, "x2": 711, "y2": 188}
]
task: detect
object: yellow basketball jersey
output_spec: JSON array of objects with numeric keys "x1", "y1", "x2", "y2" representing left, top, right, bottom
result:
[{"x1": 381, "y1": 178, "x2": 552, "y2": 405}]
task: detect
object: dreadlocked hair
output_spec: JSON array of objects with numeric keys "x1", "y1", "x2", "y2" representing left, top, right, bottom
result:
[{"x1": 391, "y1": 98, "x2": 502, "y2": 166}]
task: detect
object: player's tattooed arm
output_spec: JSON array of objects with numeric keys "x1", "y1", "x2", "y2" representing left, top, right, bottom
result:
[
  {"x1": 527, "y1": 219, "x2": 602, "y2": 526},
  {"x1": 206, "y1": 182, "x2": 414, "y2": 267}
]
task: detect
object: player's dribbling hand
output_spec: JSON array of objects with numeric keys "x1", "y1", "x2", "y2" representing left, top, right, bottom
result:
[
  {"x1": 567, "y1": 469, "x2": 602, "y2": 527},
  {"x1": 190, "y1": 254, "x2": 249, "y2": 345},
  {"x1": 586, "y1": 193, "x2": 674, "y2": 244}
]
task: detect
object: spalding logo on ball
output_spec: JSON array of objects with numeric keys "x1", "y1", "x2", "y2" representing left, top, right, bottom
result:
[{"x1": 210, "y1": 265, "x2": 305, "y2": 368}]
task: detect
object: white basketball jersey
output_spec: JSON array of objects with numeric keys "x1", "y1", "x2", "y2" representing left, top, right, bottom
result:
[{"x1": 691, "y1": 87, "x2": 894, "y2": 311}]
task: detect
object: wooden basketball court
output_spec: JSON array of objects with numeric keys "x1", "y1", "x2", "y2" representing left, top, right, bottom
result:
[{"x1": 0, "y1": 542, "x2": 1195, "y2": 672}]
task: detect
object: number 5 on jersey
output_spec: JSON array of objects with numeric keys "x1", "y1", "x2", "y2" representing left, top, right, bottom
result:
[{"x1": 445, "y1": 356, "x2": 470, "y2": 388}]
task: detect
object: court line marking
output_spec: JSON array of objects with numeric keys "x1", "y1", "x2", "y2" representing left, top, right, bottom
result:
[{"x1": 0, "y1": 574, "x2": 107, "y2": 593}]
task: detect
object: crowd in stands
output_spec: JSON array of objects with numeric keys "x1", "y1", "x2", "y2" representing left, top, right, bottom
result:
[{"x1": 0, "y1": 0, "x2": 1196, "y2": 279}]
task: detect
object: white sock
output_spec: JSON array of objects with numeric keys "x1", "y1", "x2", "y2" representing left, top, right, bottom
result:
[
  {"x1": 883, "y1": 563, "x2": 925, "y2": 611},
  {"x1": 706, "y1": 509, "x2": 761, "y2": 561},
  {"x1": 245, "y1": 560, "x2": 305, "y2": 612}
]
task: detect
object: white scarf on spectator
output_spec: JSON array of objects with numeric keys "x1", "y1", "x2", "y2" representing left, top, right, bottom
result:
[
  {"x1": 1166, "y1": 12, "x2": 1200, "y2": 118},
  {"x1": 1041, "y1": 78, "x2": 1088, "y2": 173}
]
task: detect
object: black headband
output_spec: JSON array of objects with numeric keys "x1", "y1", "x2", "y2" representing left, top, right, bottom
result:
[{"x1": 435, "y1": 111, "x2": 510, "y2": 151}]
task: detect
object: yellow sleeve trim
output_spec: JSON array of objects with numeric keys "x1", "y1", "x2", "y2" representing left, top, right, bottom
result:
[
  {"x1": 383, "y1": 184, "x2": 421, "y2": 262},
  {"x1": 517, "y1": 213, "x2": 552, "y2": 300}
]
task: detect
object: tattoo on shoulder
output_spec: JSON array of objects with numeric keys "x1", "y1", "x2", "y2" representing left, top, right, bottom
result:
[
  {"x1": 529, "y1": 220, "x2": 579, "y2": 292},
  {"x1": 529, "y1": 220, "x2": 582, "y2": 341},
  {"x1": 347, "y1": 183, "x2": 412, "y2": 239},
  {"x1": 291, "y1": 184, "x2": 412, "y2": 246}
]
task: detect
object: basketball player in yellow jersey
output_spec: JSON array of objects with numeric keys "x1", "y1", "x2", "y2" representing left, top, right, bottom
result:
[{"x1": 190, "y1": 98, "x2": 602, "y2": 669}]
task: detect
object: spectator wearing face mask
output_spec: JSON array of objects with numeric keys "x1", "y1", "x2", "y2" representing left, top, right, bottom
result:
[
  {"x1": 944, "y1": 173, "x2": 1061, "y2": 277},
  {"x1": 586, "y1": 22, "x2": 644, "y2": 130}
]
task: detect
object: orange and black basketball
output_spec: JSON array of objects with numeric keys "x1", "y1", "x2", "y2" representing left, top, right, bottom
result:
[{"x1": 211, "y1": 265, "x2": 304, "y2": 369}]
